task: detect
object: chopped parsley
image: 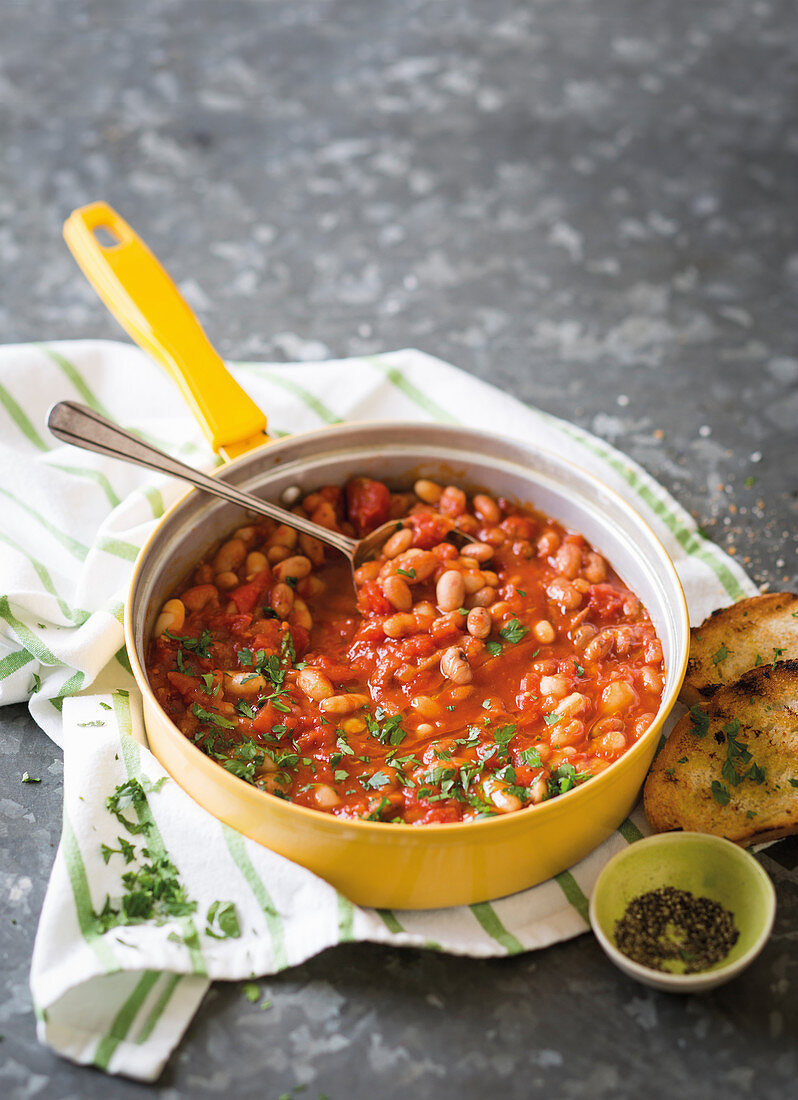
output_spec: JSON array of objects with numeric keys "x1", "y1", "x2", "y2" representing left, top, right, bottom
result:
[
  {"x1": 546, "y1": 763, "x2": 591, "y2": 799},
  {"x1": 205, "y1": 900, "x2": 241, "y2": 940},
  {"x1": 499, "y1": 617, "x2": 529, "y2": 644},
  {"x1": 366, "y1": 707, "x2": 406, "y2": 747},
  {"x1": 101, "y1": 836, "x2": 137, "y2": 864},
  {"x1": 218, "y1": 739, "x2": 266, "y2": 784},
  {"x1": 688, "y1": 705, "x2": 710, "y2": 738},
  {"x1": 486, "y1": 640, "x2": 503, "y2": 657},
  {"x1": 493, "y1": 723, "x2": 517, "y2": 760},
  {"x1": 362, "y1": 771, "x2": 391, "y2": 790},
  {"x1": 106, "y1": 779, "x2": 152, "y2": 835},
  {"x1": 519, "y1": 746, "x2": 542, "y2": 768},
  {"x1": 94, "y1": 779, "x2": 199, "y2": 932},
  {"x1": 365, "y1": 796, "x2": 392, "y2": 821},
  {"x1": 711, "y1": 780, "x2": 730, "y2": 806},
  {"x1": 720, "y1": 721, "x2": 766, "y2": 787},
  {"x1": 200, "y1": 672, "x2": 218, "y2": 696},
  {"x1": 165, "y1": 628, "x2": 213, "y2": 658},
  {"x1": 235, "y1": 699, "x2": 259, "y2": 720},
  {"x1": 192, "y1": 704, "x2": 236, "y2": 730},
  {"x1": 396, "y1": 567, "x2": 416, "y2": 579},
  {"x1": 21, "y1": 772, "x2": 41, "y2": 784},
  {"x1": 712, "y1": 644, "x2": 730, "y2": 666}
]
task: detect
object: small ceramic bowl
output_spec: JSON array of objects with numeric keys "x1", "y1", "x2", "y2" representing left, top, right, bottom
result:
[{"x1": 589, "y1": 832, "x2": 776, "y2": 992}]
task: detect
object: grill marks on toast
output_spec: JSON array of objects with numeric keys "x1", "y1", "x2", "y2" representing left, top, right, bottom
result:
[
  {"x1": 645, "y1": 660, "x2": 798, "y2": 844},
  {"x1": 681, "y1": 592, "x2": 798, "y2": 706}
]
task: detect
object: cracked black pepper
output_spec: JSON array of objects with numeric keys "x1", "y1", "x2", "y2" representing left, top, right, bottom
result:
[{"x1": 614, "y1": 886, "x2": 739, "y2": 974}]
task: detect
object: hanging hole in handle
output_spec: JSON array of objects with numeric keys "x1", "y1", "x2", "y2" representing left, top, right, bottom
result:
[{"x1": 92, "y1": 223, "x2": 123, "y2": 249}]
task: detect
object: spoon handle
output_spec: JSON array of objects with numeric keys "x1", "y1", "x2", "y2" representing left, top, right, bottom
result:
[{"x1": 47, "y1": 401, "x2": 357, "y2": 559}]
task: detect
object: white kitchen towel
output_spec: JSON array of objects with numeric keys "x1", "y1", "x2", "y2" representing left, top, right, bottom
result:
[{"x1": 0, "y1": 341, "x2": 755, "y2": 1081}]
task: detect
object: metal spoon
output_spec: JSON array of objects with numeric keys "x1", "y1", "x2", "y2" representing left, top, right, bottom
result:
[{"x1": 47, "y1": 401, "x2": 410, "y2": 573}]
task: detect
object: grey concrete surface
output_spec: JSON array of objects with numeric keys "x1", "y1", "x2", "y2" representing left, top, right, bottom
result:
[{"x1": 1, "y1": 0, "x2": 798, "y2": 1096}]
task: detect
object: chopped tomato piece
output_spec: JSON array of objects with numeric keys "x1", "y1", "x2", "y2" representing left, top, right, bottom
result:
[
  {"x1": 228, "y1": 570, "x2": 271, "y2": 614},
  {"x1": 588, "y1": 584, "x2": 626, "y2": 621},
  {"x1": 346, "y1": 477, "x2": 391, "y2": 536}
]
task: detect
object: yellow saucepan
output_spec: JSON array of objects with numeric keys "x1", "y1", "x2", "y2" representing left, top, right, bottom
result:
[{"x1": 63, "y1": 202, "x2": 689, "y2": 909}]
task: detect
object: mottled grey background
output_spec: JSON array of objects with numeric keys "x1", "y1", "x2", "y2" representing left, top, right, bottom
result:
[{"x1": 2, "y1": 0, "x2": 798, "y2": 1097}]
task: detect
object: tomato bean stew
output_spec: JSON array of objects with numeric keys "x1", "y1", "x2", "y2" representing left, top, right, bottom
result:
[{"x1": 147, "y1": 477, "x2": 665, "y2": 824}]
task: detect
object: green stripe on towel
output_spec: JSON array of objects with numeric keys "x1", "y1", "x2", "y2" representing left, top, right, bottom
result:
[
  {"x1": 469, "y1": 902, "x2": 524, "y2": 954},
  {"x1": 0, "y1": 649, "x2": 35, "y2": 681},
  {"x1": 0, "y1": 381, "x2": 48, "y2": 450},
  {"x1": 222, "y1": 825, "x2": 288, "y2": 970},
  {"x1": 39, "y1": 344, "x2": 113, "y2": 419},
  {"x1": 553, "y1": 871, "x2": 590, "y2": 925},
  {"x1": 618, "y1": 818, "x2": 644, "y2": 845},
  {"x1": 97, "y1": 536, "x2": 140, "y2": 563},
  {"x1": 61, "y1": 813, "x2": 119, "y2": 972},
  {"x1": 0, "y1": 596, "x2": 59, "y2": 665},
  {"x1": 337, "y1": 895, "x2": 356, "y2": 942},
  {"x1": 135, "y1": 974, "x2": 184, "y2": 1045},
  {"x1": 50, "y1": 464, "x2": 122, "y2": 509},
  {"x1": 376, "y1": 909, "x2": 405, "y2": 935},
  {"x1": 92, "y1": 970, "x2": 161, "y2": 1071},
  {"x1": 0, "y1": 531, "x2": 90, "y2": 624},
  {"x1": 0, "y1": 487, "x2": 90, "y2": 561},
  {"x1": 366, "y1": 356, "x2": 459, "y2": 423}
]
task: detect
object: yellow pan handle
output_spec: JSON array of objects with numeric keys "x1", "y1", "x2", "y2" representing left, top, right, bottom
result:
[{"x1": 63, "y1": 202, "x2": 268, "y2": 453}]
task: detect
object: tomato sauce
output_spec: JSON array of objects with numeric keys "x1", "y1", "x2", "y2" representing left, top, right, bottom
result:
[{"x1": 146, "y1": 477, "x2": 665, "y2": 824}]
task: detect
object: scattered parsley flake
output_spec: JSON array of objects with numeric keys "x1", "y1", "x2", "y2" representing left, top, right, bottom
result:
[
  {"x1": 21, "y1": 772, "x2": 41, "y2": 784},
  {"x1": 711, "y1": 780, "x2": 730, "y2": 806},
  {"x1": 546, "y1": 763, "x2": 591, "y2": 799},
  {"x1": 688, "y1": 705, "x2": 710, "y2": 738},
  {"x1": 499, "y1": 617, "x2": 529, "y2": 644},
  {"x1": 200, "y1": 672, "x2": 218, "y2": 696},
  {"x1": 366, "y1": 708, "x2": 406, "y2": 747},
  {"x1": 164, "y1": 628, "x2": 213, "y2": 658},
  {"x1": 396, "y1": 567, "x2": 416, "y2": 579},
  {"x1": 242, "y1": 982, "x2": 260, "y2": 1003},
  {"x1": 205, "y1": 900, "x2": 241, "y2": 940},
  {"x1": 192, "y1": 703, "x2": 236, "y2": 730},
  {"x1": 362, "y1": 771, "x2": 391, "y2": 790},
  {"x1": 712, "y1": 644, "x2": 730, "y2": 666}
]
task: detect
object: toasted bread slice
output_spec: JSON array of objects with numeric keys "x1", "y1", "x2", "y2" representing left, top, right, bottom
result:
[
  {"x1": 680, "y1": 592, "x2": 798, "y2": 706},
  {"x1": 645, "y1": 660, "x2": 798, "y2": 845}
]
